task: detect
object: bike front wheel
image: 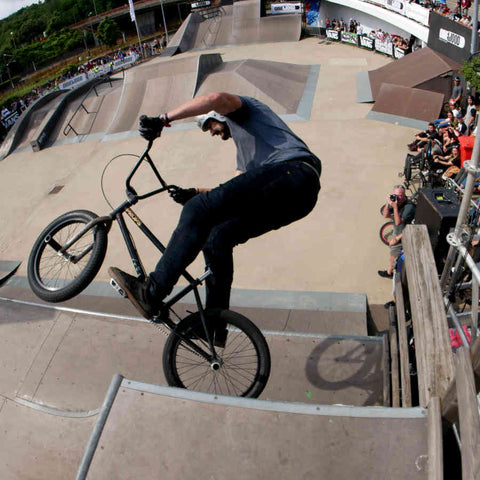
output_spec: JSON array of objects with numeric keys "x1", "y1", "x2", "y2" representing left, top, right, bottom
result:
[
  {"x1": 163, "y1": 309, "x2": 271, "y2": 398},
  {"x1": 28, "y1": 210, "x2": 108, "y2": 303}
]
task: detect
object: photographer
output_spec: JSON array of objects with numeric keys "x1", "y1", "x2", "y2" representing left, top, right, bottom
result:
[{"x1": 378, "y1": 185, "x2": 416, "y2": 278}]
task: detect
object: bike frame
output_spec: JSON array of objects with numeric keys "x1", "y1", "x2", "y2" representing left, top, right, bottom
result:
[{"x1": 60, "y1": 141, "x2": 218, "y2": 360}]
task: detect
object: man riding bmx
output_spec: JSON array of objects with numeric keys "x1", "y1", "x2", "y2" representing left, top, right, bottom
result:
[{"x1": 109, "y1": 92, "x2": 321, "y2": 318}]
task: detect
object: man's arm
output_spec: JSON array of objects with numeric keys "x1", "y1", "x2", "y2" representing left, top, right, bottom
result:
[{"x1": 165, "y1": 92, "x2": 242, "y2": 123}]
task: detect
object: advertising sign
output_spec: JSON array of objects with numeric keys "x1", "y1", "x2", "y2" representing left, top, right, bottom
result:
[
  {"x1": 375, "y1": 39, "x2": 393, "y2": 56},
  {"x1": 394, "y1": 47, "x2": 406, "y2": 59},
  {"x1": 341, "y1": 32, "x2": 358, "y2": 46},
  {"x1": 359, "y1": 35, "x2": 374, "y2": 50},
  {"x1": 305, "y1": 0, "x2": 320, "y2": 26},
  {"x1": 1, "y1": 111, "x2": 19, "y2": 129},
  {"x1": 326, "y1": 29, "x2": 340, "y2": 41},
  {"x1": 271, "y1": 2, "x2": 302, "y2": 14},
  {"x1": 59, "y1": 74, "x2": 88, "y2": 90},
  {"x1": 428, "y1": 11, "x2": 474, "y2": 62},
  {"x1": 385, "y1": 0, "x2": 405, "y2": 14},
  {"x1": 405, "y1": 2, "x2": 429, "y2": 26}
]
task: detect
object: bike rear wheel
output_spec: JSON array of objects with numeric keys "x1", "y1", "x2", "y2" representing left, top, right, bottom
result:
[
  {"x1": 163, "y1": 309, "x2": 271, "y2": 398},
  {"x1": 28, "y1": 210, "x2": 108, "y2": 302},
  {"x1": 379, "y1": 221, "x2": 395, "y2": 245}
]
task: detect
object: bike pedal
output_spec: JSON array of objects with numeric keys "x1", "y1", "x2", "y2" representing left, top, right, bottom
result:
[{"x1": 110, "y1": 278, "x2": 127, "y2": 298}]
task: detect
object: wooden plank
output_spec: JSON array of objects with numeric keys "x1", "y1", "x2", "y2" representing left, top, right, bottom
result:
[
  {"x1": 428, "y1": 397, "x2": 443, "y2": 480},
  {"x1": 389, "y1": 323, "x2": 400, "y2": 408},
  {"x1": 395, "y1": 276, "x2": 412, "y2": 407},
  {"x1": 382, "y1": 333, "x2": 391, "y2": 407},
  {"x1": 402, "y1": 225, "x2": 454, "y2": 407},
  {"x1": 455, "y1": 347, "x2": 480, "y2": 479},
  {"x1": 442, "y1": 335, "x2": 480, "y2": 424}
]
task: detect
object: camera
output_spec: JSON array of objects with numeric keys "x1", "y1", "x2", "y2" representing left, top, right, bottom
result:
[{"x1": 390, "y1": 194, "x2": 398, "y2": 201}]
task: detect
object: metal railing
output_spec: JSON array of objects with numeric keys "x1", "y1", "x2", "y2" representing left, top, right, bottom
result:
[{"x1": 63, "y1": 76, "x2": 112, "y2": 137}]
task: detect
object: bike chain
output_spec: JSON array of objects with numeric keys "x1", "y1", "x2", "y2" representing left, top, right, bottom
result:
[{"x1": 149, "y1": 312, "x2": 205, "y2": 360}]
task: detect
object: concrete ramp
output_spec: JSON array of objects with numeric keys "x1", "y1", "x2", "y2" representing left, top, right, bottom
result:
[
  {"x1": 77, "y1": 377, "x2": 429, "y2": 480},
  {"x1": 168, "y1": 0, "x2": 301, "y2": 54},
  {"x1": 367, "y1": 83, "x2": 444, "y2": 129},
  {"x1": 367, "y1": 47, "x2": 460, "y2": 101}
]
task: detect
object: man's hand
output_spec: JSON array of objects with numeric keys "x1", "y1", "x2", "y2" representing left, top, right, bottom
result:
[
  {"x1": 139, "y1": 115, "x2": 167, "y2": 141},
  {"x1": 169, "y1": 186, "x2": 198, "y2": 205},
  {"x1": 389, "y1": 237, "x2": 399, "y2": 246}
]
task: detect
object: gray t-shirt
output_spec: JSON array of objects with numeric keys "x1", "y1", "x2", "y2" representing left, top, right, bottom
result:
[{"x1": 225, "y1": 96, "x2": 320, "y2": 172}]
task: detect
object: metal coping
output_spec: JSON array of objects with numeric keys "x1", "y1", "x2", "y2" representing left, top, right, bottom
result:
[
  {"x1": 123, "y1": 377, "x2": 427, "y2": 419},
  {"x1": 0, "y1": 295, "x2": 374, "y2": 342},
  {"x1": 3, "y1": 274, "x2": 366, "y2": 313}
]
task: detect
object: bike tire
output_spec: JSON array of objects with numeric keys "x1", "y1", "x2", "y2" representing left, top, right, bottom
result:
[
  {"x1": 379, "y1": 221, "x2": 395, "y2": 245},
  {"x1": 28, "y1": 210, "x2": 108, "y2": 303},
  {"x1": 163, "y1": 309, "x2": 271, "y2": 398}
]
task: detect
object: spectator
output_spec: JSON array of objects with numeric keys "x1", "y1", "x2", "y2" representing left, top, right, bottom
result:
[
  {"x1": 407, "y1": 122, "x2": 440, "y2": 151},
  {"x1": 434, "y1": 110, "x2": 457, "y2": 130},
  {"x1": 450, "y1": 76, "x2": 463, "y2": 108},
  {"x1": 433, "y1": 146, "x2": 461, "y2": 172},
  {"x1": 1, "y1": 106, "x2": 10, "y2": 118},
  {"x1": 454, "y1": 112, "x2": 468, "y2": 136},
  {"x1": 378, "y1": 185, "x2": 416, "y2": 279},
  {"x1": 465, "y1": 95, "x2": 477, "y2": 133}
]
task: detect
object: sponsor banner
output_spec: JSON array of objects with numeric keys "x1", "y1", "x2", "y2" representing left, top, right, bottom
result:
[
  {"x1": 368, "y1": 0, "x2": 385, "y2": 6},
  {"x1": 271, "y1": 2, "x2": 302, "y2": 14},
  {"x1": 359, "y1": 35, "x2": 374, "y2": 50},
  {"x1": 1, "y1": 111, "x2": 19, "y2": 129},
  {"x1": 59, "y1": 73, "x2": 88, "y2": 90},
  {"x1": 394, "y1": 47, "x2": 406, "y2": 59},
  {"x1": 326, "y1": 29, "x2": 340, "y2": 41},
  {"x1": 128, "y1": 0, "x2": 136, "y2": 22},
  {"x1": 191, "y1": 0, "x2": 211, "y2": 8},
  {"x1": 341, "y1": 32, "x2": 358, "y2": 46},
  {"x1": 385, "y1": 0, "x2": 405, "y2": 14},
  {"x1": 375, "y1": 39, "x2": 393, "y2": 56},
  {"x1": 113, "y1": 54, "x2": 138, "y2": 70},
  {"x1": 305, "y1": 0, "x2": 320, "y2": 26},
  {"x1": 427, "y1": 11, "x2": 474, "y2": 62},
  {"x1": 405, "y1": 2, "x2": 429, "y2": 26},
  {"x1": 439, "y1": 28, "x2": 465, "y2": 48}
]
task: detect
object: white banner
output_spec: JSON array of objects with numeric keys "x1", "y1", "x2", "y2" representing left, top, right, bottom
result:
[
  {"x1": 326, "y1": 29, "x2": 340, "y2": 40},
  {"x1": 128, "y1": 0, "x2": 136, "y2": 22},
  {"x1": 405, "y1": 2, "x2": 430, "y2": 26},
  {"x1": 367, "y1": 0, "x2": 385, "y2": 6},
  {"x1": 385, "y1": 0, "x2": 405, "y2": 14},
  {"x1": 1, "y1": 111, "x2": 18, "y2": 129},
  {"x1": 375, "y1": 38, "x2": 394, "y2": 56},
  {"x1": 439, "y1": 27, "x2": 466, "y2": 49},
  {"x1": 394, "y1": 47, "x2": 406, "y2": 59},
  {"x1": 59, "y1": 73, "x2": 88, "y2": 90},
  {"x1": 113, "y1": 54, "x2": 139, "y2": 70}
]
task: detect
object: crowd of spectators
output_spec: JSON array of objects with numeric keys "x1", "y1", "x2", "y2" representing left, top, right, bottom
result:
[
  {"x1": 379, "y1": 75, "x2": 479, "y2": 309},
  {"x1": 0, "y1": 37, "x2": 168, "y2": 140},
  {"x1": 325, "y1": 16, "x2": 412, "y2": 53}
]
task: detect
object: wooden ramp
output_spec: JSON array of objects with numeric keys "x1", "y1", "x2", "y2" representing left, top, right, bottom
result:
[{"x1": 76, "y1": 377, "x2": 429, "y2": 480}]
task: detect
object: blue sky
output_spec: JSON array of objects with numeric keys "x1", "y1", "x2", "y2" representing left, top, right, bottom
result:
[{"x1": 0, "y1": 0, "x2": 42, "y2": 20}]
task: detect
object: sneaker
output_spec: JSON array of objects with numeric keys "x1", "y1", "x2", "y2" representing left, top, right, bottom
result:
[
  {"x1": 384, "y1": 300, "x2": 396, "y2": 309},
  {"x1": 109, "y1": 267, "x2": 162, "y2": 319},
  {"x1": 378, "y1": 270, "x2": 393, "y2": 279}
]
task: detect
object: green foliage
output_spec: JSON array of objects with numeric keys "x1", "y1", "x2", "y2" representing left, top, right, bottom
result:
[
  {"x1": 97, "y1": 17, "x2": 120, "y2": 47},
  {"x1": 461, "y1": 57, "x2": 480, "y2": 92}
]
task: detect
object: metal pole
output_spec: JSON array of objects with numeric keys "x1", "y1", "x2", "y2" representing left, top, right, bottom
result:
[
  {"x1": 440, "y1": 133, "x2": 480, "y2": 288},
  {"x1": 160, "y1": 0, "x2": 169, "y2": 43},
  {"x1": 471, "y1": 0, "x2": 479, "y2": 54}
]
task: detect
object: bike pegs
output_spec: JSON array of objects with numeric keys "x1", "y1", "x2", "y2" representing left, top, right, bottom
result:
[{"x1": 110, "y1": 278, "x2": 127, "y2": 298}]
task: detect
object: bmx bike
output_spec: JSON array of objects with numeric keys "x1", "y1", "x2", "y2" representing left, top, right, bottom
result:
[{"x1": 27, "y1": 140, "x2": 271, "y2": 398}]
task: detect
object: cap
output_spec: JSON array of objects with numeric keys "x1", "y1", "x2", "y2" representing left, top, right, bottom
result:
[
  {"x1": 456, "y1": 112, "x2": 463, "y2": 118},
  {"x1": 196, "y1": 111, "x2": 227, "y2": 131},
  {"x1": 454, "y1": 75, "x2": 461, "y2": 81}
]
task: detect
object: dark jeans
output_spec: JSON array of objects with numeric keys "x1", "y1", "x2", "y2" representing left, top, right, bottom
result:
[{"x1": 149, "y1": 159, "x2": 321, "y2": 309}]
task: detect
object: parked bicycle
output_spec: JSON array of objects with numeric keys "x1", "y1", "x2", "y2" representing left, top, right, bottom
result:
[{"x1": 27, "y1": 140, "x2": 271, "y2": 398}]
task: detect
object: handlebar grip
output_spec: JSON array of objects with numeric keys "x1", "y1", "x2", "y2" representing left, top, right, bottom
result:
[{"x1": 139, "y1": 115, "x2": 148, "y2": 127}]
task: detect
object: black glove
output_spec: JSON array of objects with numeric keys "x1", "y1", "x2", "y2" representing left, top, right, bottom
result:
[
  {"x1": 139, "y1": 115, "x2": 165, "y2": 141},
  {"x1": 169, "y1": 187, "x2": 198, "y2": 205}
]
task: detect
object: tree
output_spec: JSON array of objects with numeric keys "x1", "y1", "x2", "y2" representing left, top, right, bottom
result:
[
  {"x1": 97, "y1": 17, "x2": 120, "y2": 47},
  {"x1": 461, "y1": 56, "x2": 480, "y2": 93}
]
